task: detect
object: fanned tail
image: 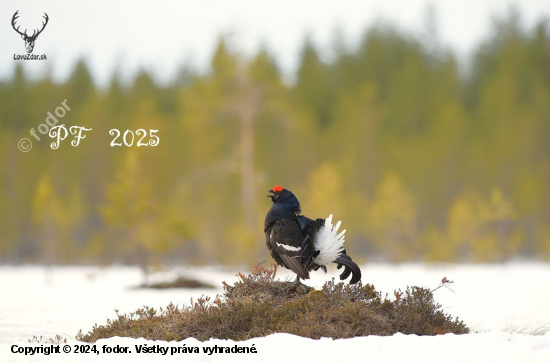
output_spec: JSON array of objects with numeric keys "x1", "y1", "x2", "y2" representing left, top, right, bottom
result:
[
  {"x1": 311, "y1": 214, "x2": 361, "y2": 284},
  {"x1": 313, "y1": 214, "x2": 346, "y2": 266}
]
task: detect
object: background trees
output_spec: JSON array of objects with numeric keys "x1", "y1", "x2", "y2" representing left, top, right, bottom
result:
[{"x1": 1, "y1": 15, "x2": 549, "y2": 265}]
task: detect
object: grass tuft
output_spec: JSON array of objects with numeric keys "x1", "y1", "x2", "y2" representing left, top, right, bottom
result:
[
  {"x1": 504, "y1": 322, "x2": 549, "y2": 336},
  {"x1": 29, "y1": 335, "x2": 67, "y2": 345},
  {"x1": 77, "y1": 263, "x2": 469, "y2": 342}
]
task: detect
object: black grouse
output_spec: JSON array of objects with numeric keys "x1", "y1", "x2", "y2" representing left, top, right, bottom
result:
[{"x1": 264, "y1": 185, "x2": 361, "y2": 284}]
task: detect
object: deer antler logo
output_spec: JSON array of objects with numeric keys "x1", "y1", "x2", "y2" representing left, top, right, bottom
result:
[{"x1": 12, "y1": 11, "x2": 49, "y2": 54}]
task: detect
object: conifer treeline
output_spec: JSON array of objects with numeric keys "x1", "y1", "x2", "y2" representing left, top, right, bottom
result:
[{"x1": 1, "y1": 15, "x2": 549, "y2": 265}]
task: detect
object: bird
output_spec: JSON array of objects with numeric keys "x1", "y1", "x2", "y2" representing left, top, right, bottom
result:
[{"x1": 264, "y1": 185, "x2": 361, "y2": 285}]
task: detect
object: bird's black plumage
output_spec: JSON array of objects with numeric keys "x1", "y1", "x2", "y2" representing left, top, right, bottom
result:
[
  {"x1": 264, "y1": 186, "x2": 361, "y2": 284},
  {"x1": 268, "y1": 219, "x2": 310, "y2": 279},
  {"x1": 264, "y1": 189, "x2": 314, "y2": 275}
]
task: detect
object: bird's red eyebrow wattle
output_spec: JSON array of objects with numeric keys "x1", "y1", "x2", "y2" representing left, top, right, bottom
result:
[{"x1": 273, "y1": 185, "x2": 283, "y2": 192}]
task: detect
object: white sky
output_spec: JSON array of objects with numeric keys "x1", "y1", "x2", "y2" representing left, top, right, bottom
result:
[{"x1": 1, "y1": 0, "x2": 549, "y2": 87}]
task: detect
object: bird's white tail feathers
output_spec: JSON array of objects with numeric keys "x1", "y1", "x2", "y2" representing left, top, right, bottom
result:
[{"x1": 313, "y1": 214, "x2": 346, "y2": 266}]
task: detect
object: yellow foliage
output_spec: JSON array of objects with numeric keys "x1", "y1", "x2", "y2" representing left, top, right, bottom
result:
[
  {"x1": 447, "y1": 192, "x2": 483, "y2": 256},
  {"x1": 32, "y1": 174, "x2": 73, "y2": 262},
  {"x1": 537, "y1": 227, "x2": 550, "y2": 260},
  {"x1": 446, "y1": 189, "x2": 520, "y2": 261},
  {"x1": 366, "y1": 172, "x2": 417, "y2": 261},
  {"x1": 225, "y1": 224, "x2": 259, "y2": 264},
  {"x1": 302, "y1": 163, "x2": 343, "y2": 219},
  {"x1": 83, "y1": 235, "x2": 106, "y2": 261},
  {"x1": 423, "y1": 227, "x2": 453, "y2": 262},
  {"x1": 101, "y1": 150, "x2": 153, "y2": 226},
  {"x1": 33, "y1": 175, "x2": 62, "y2": 225},
  {"x1": 100, "y1": 150, "x2": 166, "y2": 264}
]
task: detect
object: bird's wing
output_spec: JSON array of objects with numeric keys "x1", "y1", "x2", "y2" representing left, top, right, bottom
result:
[
  {"x1": 296, "y1": 215, "x2": 315, "y2": 233},
  {"x1": 269, "y1": 219, "x2": 310, "y2": 279}
]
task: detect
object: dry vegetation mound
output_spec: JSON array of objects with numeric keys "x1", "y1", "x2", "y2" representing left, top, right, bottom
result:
[{"x1": 77, "y1": 264, "x2": 468, "y2": 342}]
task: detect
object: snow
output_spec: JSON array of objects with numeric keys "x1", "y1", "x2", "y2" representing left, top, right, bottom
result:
[{"x1": 1, "y1": 263, "x2": 549, "y2": 362}]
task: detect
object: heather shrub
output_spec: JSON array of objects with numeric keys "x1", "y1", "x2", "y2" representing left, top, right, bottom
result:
[{"x1": 77, "y1": 264, "x2": 468, "y2": 342}]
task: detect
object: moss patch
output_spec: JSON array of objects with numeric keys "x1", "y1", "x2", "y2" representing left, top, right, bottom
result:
[{"x1": 77, "y1": 264, "x2": 469, "y2": 342}]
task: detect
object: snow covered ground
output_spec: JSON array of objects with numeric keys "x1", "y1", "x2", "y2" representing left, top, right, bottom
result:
[{"x1": 1, "y1": 263, "x2": 549, "y2": 362}]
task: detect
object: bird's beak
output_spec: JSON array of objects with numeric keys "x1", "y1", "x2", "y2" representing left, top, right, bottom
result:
[{"x1": 267, "y1": 189, "x2": 274, "y2": 198}]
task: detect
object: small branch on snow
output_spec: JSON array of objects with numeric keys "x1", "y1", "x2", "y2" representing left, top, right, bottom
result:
[{"x1": 431, "y1": 277, "x2": 455, "y2": 293}]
